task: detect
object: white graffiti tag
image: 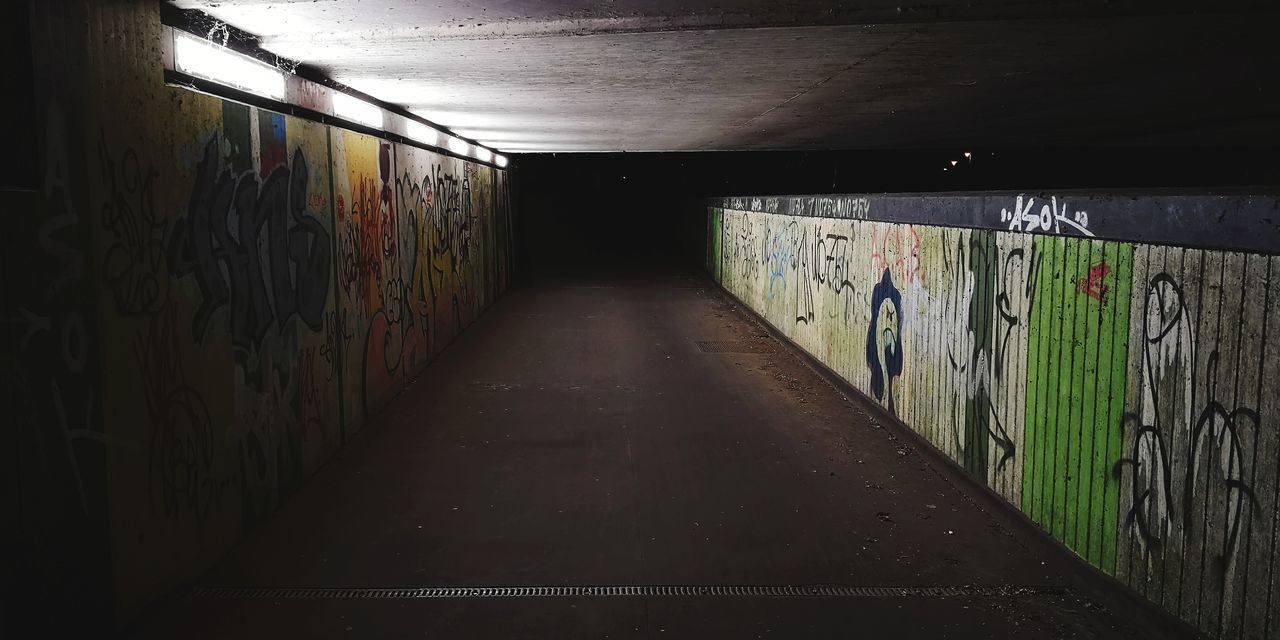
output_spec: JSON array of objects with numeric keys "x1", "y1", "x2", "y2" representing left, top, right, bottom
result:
[{"x1": 999, "y1": 195, "x2": 1093, "y2": 237}]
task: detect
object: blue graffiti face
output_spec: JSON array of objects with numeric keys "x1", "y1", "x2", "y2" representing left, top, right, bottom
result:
[{"x1": 866, "y1": 268, "x2": 904, "y2": 414}]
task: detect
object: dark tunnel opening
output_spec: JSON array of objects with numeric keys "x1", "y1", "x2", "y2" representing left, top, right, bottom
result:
[{"x1": 514, "y1": 148, "x2": 1280, "y2": 278}]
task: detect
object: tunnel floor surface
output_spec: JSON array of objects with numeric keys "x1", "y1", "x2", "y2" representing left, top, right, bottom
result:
[{"x1": 133, "y1": 273, "x2": 1197, "y2": 639}]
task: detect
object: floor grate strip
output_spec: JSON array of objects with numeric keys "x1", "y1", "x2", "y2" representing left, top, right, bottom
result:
[
  {"x1": 694, "y1": 340, "x2": 776, "y2": 354},
  {"x1": 189, "y1": 584, "x2": 1078, "y2": 600}
]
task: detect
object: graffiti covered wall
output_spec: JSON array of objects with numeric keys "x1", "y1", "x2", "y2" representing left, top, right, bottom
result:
[
  {"x1": 18, "y1": 1, "x2": 514, "y2": 625},
  {"x1": 710, "y1": 194, "x2": 1279, "y2": 640},
  {"x1": 92, "y1": 105, "x2": 512, "y2": 617},
  {"x1": 96, "y1": 98, "x2": 349, "y2": 608},
  {"x1": 96, "y1": 111, "x2": 511, "y2": 616},
  {"x1": 330, "y1": 134, "x2": 504, "y2": 430},
  {"x1": 94, "y1": 114, "x2": 510, "y2": 617}
]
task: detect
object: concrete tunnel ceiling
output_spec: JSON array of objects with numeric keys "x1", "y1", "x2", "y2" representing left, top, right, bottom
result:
[{"x1": 171, "y1": 1, "x2": 1279, "y2": 153}]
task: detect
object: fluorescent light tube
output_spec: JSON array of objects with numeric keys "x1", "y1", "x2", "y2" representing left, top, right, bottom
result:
[
  {"x1": 446, "y1": 136, "x2": 471, "y2": 156},
  {"x1": 174, "y1": 32, "x2": 286, "y2": 100},
  {"x1": 333, "y1": 92, "x2": 384, "y2": 129},
  {"x1": 406, "y1": 120, "x2": 440, "y2": 146}
]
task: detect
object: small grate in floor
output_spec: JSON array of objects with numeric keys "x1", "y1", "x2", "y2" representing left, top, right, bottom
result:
[
  {"x1": 465, "y1": 382, "x2": 522, "y2": 391},
  {"x1": 189, "y1": 584, "x2": 1077, "y2": 600},
  {"x1": 695, "y1": 340, "x2": 775, "y2": 354}
]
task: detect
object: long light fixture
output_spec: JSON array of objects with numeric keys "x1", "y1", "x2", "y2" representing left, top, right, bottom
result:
[
  {"x1": 173, "y1": 31, "x2": 286, "y2": 99},
  {"x1": 167, "y1": 26, "x2": 506, "y2": 168},
  {"x1": 333, "y1": 92, "x2": 384, "y2": 129}
]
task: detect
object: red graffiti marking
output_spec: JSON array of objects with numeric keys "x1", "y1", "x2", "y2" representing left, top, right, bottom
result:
[
  {"x1": 1078, "y1": 261, "x2": 1110, "y2": 302},
  {"x1": 870, "y1": 225, "x2": 922, "y2": 285},
  {"x1": 308, "y1": 193, "x2": 327, "y2": 209},
  {"x1": 297, "y1": 81, "x2": 327, "y2": 112},
  {"x1": 356, "y1": 174, "x2": 396, "y2": 264},
  {"x1": 336, "y1": 194, "x2": 346, "y2": 220}
]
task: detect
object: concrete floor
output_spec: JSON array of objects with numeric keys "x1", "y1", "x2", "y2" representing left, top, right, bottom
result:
[{"x1": 133, "y1": 273, "x2": 1198, "y2": 639}]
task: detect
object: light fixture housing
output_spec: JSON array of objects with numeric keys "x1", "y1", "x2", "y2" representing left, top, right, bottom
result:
[
  {"x1": 166, "y1": 27, "x2": 507, "y2": 168},
  {"x1": 173, "y1": 31, "x2": 286, "y2": 100},
  {"x1": 333, "y1": 92, "x2": 384, "y2": 129}
]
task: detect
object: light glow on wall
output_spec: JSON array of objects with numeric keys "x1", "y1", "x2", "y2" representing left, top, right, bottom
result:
[
  {"x1": 474, "y1": 147, "x2": 493, "y2": 163},
  {"x1": 333, "y1": 92, "x2": 384, "y2": 129},
  {"x1": 450, "y1": 129, "x2": 511, "y2": 141},
  {"x1": 173, "y1": 32, "x2": 286, "y2": 100},
  {"x1": 495, "y1": 155, "x2": 509, "y2": 168},
  {"x1": 412, "y1": 109, "x2": 506, "y2": 130}
]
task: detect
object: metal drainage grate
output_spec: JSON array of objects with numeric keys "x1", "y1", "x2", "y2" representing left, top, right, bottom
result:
[
  {"x1": 695, "y1": 340, "x2": 775, "y2": 354},
  {"x1": 189, "y1": 584, "x2": 1077, "y2": 600},
  {"x1": 465, "y1": 381, "x2": 522, "y2": 391}
]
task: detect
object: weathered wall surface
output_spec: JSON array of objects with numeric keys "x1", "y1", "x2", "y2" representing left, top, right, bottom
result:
[
  {"x1": 709, "y1": 194, "x2": 1280, "y2": 639},
  {"x1": 7, "y1": 3, "x2": 116, "y2": 634},
  {"x1": 4, "y1": 182, "x2": 112, "y2": 632},
  {"x1": 16, "y1": 1, "x2": 513, "y2": 629},
  {"x1": 97, "y1": 97, "x2": 350, "y2": 612}
]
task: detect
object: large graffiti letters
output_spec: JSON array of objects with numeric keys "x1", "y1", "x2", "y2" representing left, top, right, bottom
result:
[
  {"x1": 18, "y1": 106, "x2": 104, "y2": 519},
  {"x1": 168, "y1": 135, "x2": 332, "y2": 353},
  {"x1": 1115, "y1": 274, "x2": 1195, "y2": 548},
  {"x1": 1114, "y1": 273, "x2": 1259, "y2": 567}
]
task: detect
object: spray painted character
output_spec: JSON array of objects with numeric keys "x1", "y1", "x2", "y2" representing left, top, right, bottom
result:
[{"x1": 866, "y1": 268, "x2": 904, "y2": 415}]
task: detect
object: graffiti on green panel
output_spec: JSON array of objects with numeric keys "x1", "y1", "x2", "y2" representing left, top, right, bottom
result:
[
  {"x1": 949, "y1": 231, "x2": 999, "y2": 478},
  {"x1": 1021, "y1": 236, "x2": 1132, "y2": 572}
]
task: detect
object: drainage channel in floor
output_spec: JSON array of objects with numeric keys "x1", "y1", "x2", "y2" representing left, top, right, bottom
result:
[
  {"x1": 694, "y1": 340, "x2": 776, "y2": 354},
  {"x1": 190, "y1": 584, "x2": 1079, "y2": 600}
]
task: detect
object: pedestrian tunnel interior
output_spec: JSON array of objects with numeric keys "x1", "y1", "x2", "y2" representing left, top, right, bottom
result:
[{"x1": 6, "y1": 1, "x2": 1280, "y2": 638}]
